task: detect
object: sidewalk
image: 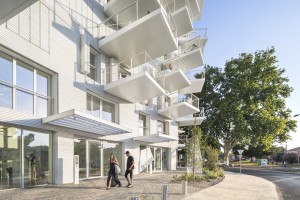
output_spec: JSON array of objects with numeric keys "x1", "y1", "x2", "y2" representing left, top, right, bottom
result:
[
  {"x1": 0, "y1": 171, "x2": 279, "y2": 200},
  {"x1": 184, "y1": 171, "x2": 279, "y2": 200}
]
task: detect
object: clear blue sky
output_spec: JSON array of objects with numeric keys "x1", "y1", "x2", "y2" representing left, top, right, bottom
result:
[{"x1": 194, "y1": 0, "x2": 300, "y2": 149}]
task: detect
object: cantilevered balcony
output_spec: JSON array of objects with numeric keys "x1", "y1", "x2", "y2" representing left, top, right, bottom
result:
[
  {"x1": 98, "y1": 0, "x2": 178, "y2": 61},
  {"x1": 0, "y1": 0, "x2": 38, "y2": 25},
  {"x1": 157, "y1": 93, "x2": 200, "y2": 119},
  {"x1": 155, "y1": 59, "x2": 191, "y2": 93},
  {"x1": 163, "y1": 36, "x2": 206, "y2": 72},
  {"x1": 178, "y1": 28, "x2": 208, "y2": 48},
  {"x1": 176, "y1": 107, "x2": 205, "y2": 126},
  {"x1": 179, "y1": 71, "x2": 205, "y2": 94},
  {"x1": 104, "y1": 52, "x2": 165, "y2": 103}
]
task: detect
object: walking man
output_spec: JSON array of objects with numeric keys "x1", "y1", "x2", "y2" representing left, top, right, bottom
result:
[{"x1": 125, "y1": 151, "x2": 134, "y2": 188}]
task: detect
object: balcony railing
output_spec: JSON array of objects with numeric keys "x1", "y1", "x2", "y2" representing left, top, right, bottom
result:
[
  {"x1": 180, "y1": 28, "x2": 208, "y2": 41},
  {"x1": 178, "y1": 37, "x2": 204, "y2": 55},
  {"x1": 157, "y1": 93, "x2": 199, "y2": 110},
  {"x1": 194, "y1": 107, "x2": 205, "y2": 118},
  {"x1": 103, "y1": 52, "x2": 165, "y2": 86},
  {"x1": 97, "y1": 0, "x2": 177, "y2": 39},
  {"x1": 179, "y1": 135, "x2": 188, "y2": 145}
]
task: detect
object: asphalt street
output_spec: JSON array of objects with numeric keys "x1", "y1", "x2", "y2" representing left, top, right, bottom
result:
[{"x1": 225, "y1": 167, "x2": 300, "y2": 200}]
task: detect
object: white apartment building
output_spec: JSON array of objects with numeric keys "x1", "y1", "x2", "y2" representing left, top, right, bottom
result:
[{"x1": 0, "y1": 0, "x2": 207, "y2": 190}]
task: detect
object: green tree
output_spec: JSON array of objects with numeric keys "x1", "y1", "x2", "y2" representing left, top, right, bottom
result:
[
  {"x1": 196, "y1": 47, "x2": 297, "y2": 164},
  {"x1": 185, "y1": 124, "x2": 203, "y2": 179}
]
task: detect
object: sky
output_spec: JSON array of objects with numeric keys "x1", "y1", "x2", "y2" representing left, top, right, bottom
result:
[{"x1": 193, "y1": 0, "x2": 300, "y2": 149}]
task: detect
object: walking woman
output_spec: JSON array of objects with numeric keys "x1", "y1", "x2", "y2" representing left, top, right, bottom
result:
[{"x1": 106, "y1": 153, "x2": 122, "y2": 189}]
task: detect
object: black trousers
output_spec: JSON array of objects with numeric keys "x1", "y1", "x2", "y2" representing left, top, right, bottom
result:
[
  {"x1": 125, "y1": 169, "x2": 133, "y2": 180},
  {"x1": 107, "y1": 172, "x2": 121, "y2": 186}
]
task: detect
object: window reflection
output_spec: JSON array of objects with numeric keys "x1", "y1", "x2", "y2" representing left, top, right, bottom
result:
[
  {"x1": 0, "y1": 126, "x2": 22, "y2": 190},
  {"x1": 16, "y1": 61, "x2": 33, "y2": 91},
  {"x1": 23, "y1": 130, "x2": 49, "y2": 187},
  {"x1": 89, "y1": 141, "x2": 101, "y2": 177},
  {"x1": 92, "y1": 96, "x2": 100, "y2": 118},
  {"x1": 102, "y1": 101, "x2": 115, "y2": 122},
  {"x1": 16, "y1": 90, "x2": 33, "y2": 114},
  {"x1": 0, "y1": 84, "x2": 12, "y2": 109},
  {"x1": 0, "y1": 53, "x2": 13, "y2": 83},
  {"x1": 36, "y1": 70, "x2": 48, "y2": 96},
  {"x1": 37, "y1": 97, "x2": 48, "y2": 117}
]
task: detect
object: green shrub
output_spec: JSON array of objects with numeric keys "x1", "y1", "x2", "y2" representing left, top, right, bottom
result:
[{"x1": 203, "y1": 146, "x2": 219, "y2": 171}]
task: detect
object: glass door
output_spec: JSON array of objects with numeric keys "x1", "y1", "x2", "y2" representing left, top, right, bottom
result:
[
  {"x1": 23, "y1": 130, "x2": 49, "y2": 187},
  {"x1": 155, "y1": 148, "x2": 162, "y2": 171},
  {"x1": 74, "y1": 139, "x2": 87, "y2": 179}
]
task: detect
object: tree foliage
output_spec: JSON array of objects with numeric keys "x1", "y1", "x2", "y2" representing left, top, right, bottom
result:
[{"x1": 196, "y1": 47, "x2": 297, "y2": 162}]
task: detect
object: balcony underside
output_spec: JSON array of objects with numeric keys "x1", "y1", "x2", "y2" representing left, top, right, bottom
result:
[
  {"x1": 166, "y1": 48, "x2": 204, "y2": 72},
  {"x1": 42, "y1": 109, "x2": 131, "y2": 136},
  {"x1": 99, "y1": 8, "x2": 177, "y2": 61},
  {"x1": 0, "y1": 0, "x2": 38, "y2": 25},
  {"x1": 178, "y1": 37, "x2": 208, "y2": 49},
  {"x1": 104, "y1": 71, "x2": 165, "y2": 103},
  {"x1": 158, "y1": 102, "x2": 200, "y2": 119},
  {"x1": 133, "y1": 133, "x2": 178, "y2": 143},
  {"x1": 179, "y1": 78, "x2": 205, "y2": 94},
  {"x1": 171, "y1": 7, "x2": 193, "y2": 37},
  {"x1": 158, "y1": 69, "x2": 191, "y2": 93},
  {"x1": 176, "y1": 116, "x2": 205, "y2": 126}
]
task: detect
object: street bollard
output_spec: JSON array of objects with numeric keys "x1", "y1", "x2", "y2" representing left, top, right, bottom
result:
[
  {"x1": 182, "y1": 180, "x2": 187, "y2": 195},
  {"x1": 162, "y1": 185, "x2": 168, "y2": 200},
  {"x1": 130, "y1": 197, "x2": 138, "y2": 200}
]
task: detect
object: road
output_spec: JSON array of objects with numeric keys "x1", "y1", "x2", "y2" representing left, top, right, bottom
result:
[{"x1": 225, "y1": 167, "x2": 300, "y2": 200}]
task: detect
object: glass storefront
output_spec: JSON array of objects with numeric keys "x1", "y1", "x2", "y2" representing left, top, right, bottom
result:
[
  {"x1": 74, "y1": 139, "x2": 121, "y2": 178},
  {"x1": 0, "y1": 125, "x2": 51, "y2": 190},
  {"x1": 103, "y1": 141, "x2": 122, "y2": 176},
  {"x1": 89, "y1": 141, "x2": 101, "y2": 177},
  {"x1": 140, "y1": 147, "x2": 169, "y2": 173}
]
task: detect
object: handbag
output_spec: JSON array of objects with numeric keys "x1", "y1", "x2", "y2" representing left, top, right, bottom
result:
[{"x1": 115, "y1": 165, "x2": 121, "y2": 174}]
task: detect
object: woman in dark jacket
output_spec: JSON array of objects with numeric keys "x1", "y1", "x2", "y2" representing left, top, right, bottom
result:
[{"x1": 106, "y1": 153, "x2": 122, "y2": 189}]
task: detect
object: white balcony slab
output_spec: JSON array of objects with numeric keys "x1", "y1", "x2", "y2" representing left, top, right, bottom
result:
[
  {"x1": 104, "y1": 0, "x2": 160, "y2": 26},
  {"x1": 0, "y1": 0, "x2": 38, "y2": 25},
  {"x1": 104, "y1": 71, "x2": 165, "y2": 103},
  {"x1": 171, "y1": 7, "x2": 193, "y2": 37},
  {"x1": 158, "y1": 102, "x2": 199, "y2": 119},
  {"x1": 190, "y1": 0, "x2": 204, "y2": 21},
  {"x1": 179, "y1": 78, "x2": 205, "y2": 94},
  {"x1": 176, "y1": 115, "x2": 205, "y2": 126},
  {"x1": 158, "y1": 69, "x2": 191, "y2": 92},
  {"x1": 42, "y1": 109, "x2": 131, "y2": 136},
  {"x1": 133, "y1": 133, "x2": 178, "y2": 143},
  {"x1": 99, "y1": 8, "x2": 177, "y2": 61}
]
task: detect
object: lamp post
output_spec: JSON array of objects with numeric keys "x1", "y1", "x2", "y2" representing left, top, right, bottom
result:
[{"x1": 293, "y1": 114, "x2": 299, "y2": 169}]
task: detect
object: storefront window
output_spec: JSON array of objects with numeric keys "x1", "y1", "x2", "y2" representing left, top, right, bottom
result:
[
  {"x1": 89, "y1": 141, "x2": 101, "y2": 177},
  {"x1": 0, "y1": 126, "x2": 51, "y2": 190},
  {"x1": 0, "y1": 126, "x2": 21, "y2": 190},
  {"x1": 23, "y1": 130, "x2": 50, "y2": 187},
  {"x1": 103, "y1": 141, "x2": 121, "y2": 176},
  {"x1": 162, "y1": 148, "x2": 169, "y2": 171},
  {"x1": 155, "y1": 148, "x2": 161, "y2": 170}
]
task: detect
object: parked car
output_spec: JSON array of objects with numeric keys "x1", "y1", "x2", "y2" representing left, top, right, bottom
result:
[{"x1": 217, "y1": 161, "x2": 227, "y2": 167}]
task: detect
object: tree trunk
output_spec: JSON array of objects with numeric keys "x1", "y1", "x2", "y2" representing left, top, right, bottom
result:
[{"x1": 223, "y1": 139, "x2": 239, "y2": 165}]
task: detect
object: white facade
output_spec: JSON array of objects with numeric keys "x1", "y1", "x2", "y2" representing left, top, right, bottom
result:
[{"x1": 0, "y1": 0, "x2": 206, "y2": 189}]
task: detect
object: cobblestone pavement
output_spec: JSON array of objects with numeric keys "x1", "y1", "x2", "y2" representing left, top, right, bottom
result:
[{"x1": 0, "y1": 171, "x2": 223, "y2": 200}]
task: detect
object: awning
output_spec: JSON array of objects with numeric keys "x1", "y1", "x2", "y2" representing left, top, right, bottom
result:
[
  {"x1": 42, "y1": 109, "x2": 131, "y2": 136},
  {"x1": 133, "y1": 133, "x2": 178, "y2": 143}
]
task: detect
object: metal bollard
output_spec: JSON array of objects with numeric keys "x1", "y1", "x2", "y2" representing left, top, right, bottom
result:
[
  {"x1": 162, "y1": 185, "x2": 168, "y2": 200},
  {"x1": 130, "y1": 197, "x2": 138, "y2": 200},
  {"x1": 182, "y1": 180, "x2": 187, "y2": 195}
]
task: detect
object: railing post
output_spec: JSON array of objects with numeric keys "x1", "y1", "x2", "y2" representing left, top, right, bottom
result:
[
  {"x1": 162, "y1": 185, "x2": 168, "y2": 200},
  {"x1": 130, "y1": 197, "x2": 138, "y2": 200}
]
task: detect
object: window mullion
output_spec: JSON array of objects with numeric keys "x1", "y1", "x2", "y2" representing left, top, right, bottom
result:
[
  {"x1": 33, "y1": 68, "x2": 37, "y2": 115},
  {"x1": 12, "y1": 58, "x2": 16, "y2": 110}
]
